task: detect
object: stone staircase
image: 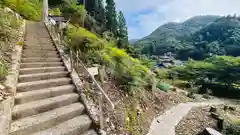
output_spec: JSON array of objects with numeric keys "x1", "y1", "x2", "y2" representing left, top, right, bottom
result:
[{"x1": 9, "y1": 22, "x2": 97, "y2": 135}]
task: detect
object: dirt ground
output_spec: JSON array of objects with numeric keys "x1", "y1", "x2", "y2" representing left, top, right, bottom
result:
[
  {"x1": 100, "y1": 80, "x2": 193, "y2": 135},
  {"x1": 175, "y1": 103, "x2": 240, "y2": 135},
  {"x1": 175, "y1": 106, "x2": 218, "y2": 135}
]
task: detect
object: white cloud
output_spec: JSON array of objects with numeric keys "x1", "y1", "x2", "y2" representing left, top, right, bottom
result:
[{"x1": 115, "y1": 0, "x2": 240, "y2": 39}]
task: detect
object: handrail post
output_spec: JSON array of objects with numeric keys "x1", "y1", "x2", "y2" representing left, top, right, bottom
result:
[{"x1": 99, "y1": 92, "x2": 104, "y2": 129}]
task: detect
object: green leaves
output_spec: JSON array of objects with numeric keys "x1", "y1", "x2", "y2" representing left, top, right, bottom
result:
[
  {"x1": 105, "y1": 0, "x2": 118, "y2": 35},
  {"x1": 66, "y1": 25, "x2": 153, "y2": 94},
  {"x1": 117, "y1": 11, "x2": 128, "y2": 49},
  {"x1": 3, "y1": 0, "x2": 42, "y2": 21}
]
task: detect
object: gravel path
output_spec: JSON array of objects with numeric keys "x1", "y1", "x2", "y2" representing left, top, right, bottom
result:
[{"x1": 147, "y1": 99, "x2": 225, "y2": 135}]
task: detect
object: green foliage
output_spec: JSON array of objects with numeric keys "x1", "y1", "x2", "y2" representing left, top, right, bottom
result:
[
  {"x1": 49, "y1": 8, "x2": 61, "y2": 16},
  {"x1": 135, "y1": 15, "x2": 240, "y2": 60},
  {"x1": 117, "y1": 11, "x2": 128, "y2": 49},
  {"x1": 172, "y1": 56, "x2": 240, "y2": 98},
  {"x1": 3, "y1": 0, "x2": 42, "y2": 21},
  {"x1": 105, "y1": 0, "x2": 118, "y2": 35},
  {"x1": 48, "y1": 0, "x2": 64, "y2": 7},
  {"x1": 124, "y1": 102, "x2": 145, "y2": 135},
  {"x1": 156, "y1": 83, "x2": 170, "y2": 92},
  {"x1": 65, "y1": 25, "x2": 153, "y2": 94},
  {"x1": 224, "y1": 122, "x2": 240, "y2": 135},
  {"x1": 0, "y1": 57, "x2": 8, "y2": 81},
  {"x1": 69, "y1": 3, "x2": 86, "y2": 27},
  {"x1": 136, "y1": 15, "x2": 219, "y2": 58},
  {"x1": 0, "y1": 6, "x2": 21, "y2": 81}
]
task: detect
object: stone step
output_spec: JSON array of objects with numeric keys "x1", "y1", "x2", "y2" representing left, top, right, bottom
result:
[
  {"x1": 12, "y1": 93, "x2": 80, "y2": 120},
  {"x1": 19, "y1": 71, "x2": 69, "y2": 82},
  {"x1": 20, "y1": 62, "x2": 63, "y2": 68},
  {"x1": 22, "y1": 52, "x2": 59, "y2": 58},
  {"x1": 82, "y1": 130, "x2": 98, "y2": 135},
  {"x1": 23, "y1": 44, "x2": 54, "y2": 48},
  {"x1": 24, "y1": 43, "x2": 53, "y2": 47},
  {"x1": 21, "y1": 57, "x2": 61, "y2": 63},
  {"x1": 19, "y1": 66, "x2": 66, "y2": 75},
  {"x1": 32, "y1": 115, "x2": 92, "y2": 135},
  {"x1": 10, "y1": 103, "x2": 85, "y2": 135},
  {"x1": 17, "y1": 78, "x2": 72, "y2": 92},
  {"x1": 23, "y1": 50, "x2": 58, "y2": 55},
  {"x1": 15, "y1": 85, "x2": 75, "y2": 104},
  {"x1": 23, "y1": 47, "x2": 56, "y2": 51}
]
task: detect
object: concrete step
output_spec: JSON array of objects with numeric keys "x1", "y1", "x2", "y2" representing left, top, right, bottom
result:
[
  {"x1": 12, "y1": 93, "x2": 80, "y2": 120},
  {"x1": 20, "y1": 66, "x2": 66, "y2": 75},
  {"x1": 82, "y1": 130, "x2": 98, "y2": 135},
  {"x1": 32, "y1": 115, "x2": 92, "y2": 135},
  {"x1": 15, "y1": 85, "x2": 75, "y2": 104},
  {"x1": 23, "y1": 47, "x2": 56, "y2": 51},
  {"x1": 17, "y1": 78, "x2": 72, "y2": 92},
  {"x1": 19, "y1": 71, "x2": 69, "y2": 82},
  {"x1": 10, "y1": 103, "x2": 85, "y2": 135},
  {"x1": 23, "y1": 50, "x2": 58, "y2": 55},
  {"x1": 22, "y1": 52, "x2": 59, "y2": 58},
  {"x1": 23, "y1": 44, "x2": 55, "y2": 48},
  {"x1": 22, "y1": 57, "x2": 61, "y2": 63},
  {"x1": 20, "y1": 62, "x2": 63, "y2": 68}
]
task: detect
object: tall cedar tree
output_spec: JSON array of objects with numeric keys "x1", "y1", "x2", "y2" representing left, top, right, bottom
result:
[
  {"x1": 117, "y1": 11, "x2": 129, "y2": 48},
  {"x1": 105, "y1": 0, "x2": 118, "y2": 35},
  {"x1": 78, "y1": 0, "x2": 105, "y2": 24}
]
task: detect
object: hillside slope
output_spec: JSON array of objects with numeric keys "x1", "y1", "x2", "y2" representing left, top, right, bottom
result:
[{"x1": 135, "y1": 15, "x2": 220, "y2": 58}]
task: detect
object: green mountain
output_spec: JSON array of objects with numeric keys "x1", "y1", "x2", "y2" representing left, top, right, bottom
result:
[{"x1": 135, "y1": 15, "x2": 221, "y2": 59}]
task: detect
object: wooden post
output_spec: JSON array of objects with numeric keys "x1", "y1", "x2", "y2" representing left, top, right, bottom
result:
[
  {"x1": 99, "y1": 92, "x2": 104, "y2": 129},
  {"x1": 70, "y1": 50, "x2": 73, "y2": 73},
  {"x1": 98, "y1": 65, "x2": 105, "y2": 83},
  {"x1": 217, "y1": 118, "x2": 224, "y2": 131},
  {"x1": 151, "y1": 76, "x2": 156, "y2": 91}
]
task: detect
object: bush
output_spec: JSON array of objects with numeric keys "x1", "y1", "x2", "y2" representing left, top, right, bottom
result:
[
  {"x1": 0, "y1": 7, "x2": 21, "y2": 81},
  {"x1": 49, "y1": 8, "x2": 61, "y2": 16},
  {"x1": 3, "y1": 0, "x2": 41, "y2": 21},
  {"x1": 224, "y1": 122, "x2": 240, "y2": 135},
  {"x1": 0, "y1": 58, "x2": 8, "y2": 81},
  {"x1": 65, "y1": 25, "x2": 153, "y2": 94},
  {"x1": 156, "y1": 83, "x2": 170, "y2": 92}
]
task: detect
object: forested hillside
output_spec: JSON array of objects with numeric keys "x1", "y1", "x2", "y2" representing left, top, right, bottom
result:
[
  {"x1": 136, "y1": 15, "x2": 219, "y2": 58},
  {"x1": 136, "y1": 15, "x2": 240, "y2": 60}
]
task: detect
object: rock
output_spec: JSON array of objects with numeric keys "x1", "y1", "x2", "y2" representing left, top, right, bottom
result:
[
  {"x1": 229, "y1": 106, "x2": 236, "y2": 111},
  {"x1": 203, "y1": 94, "x2": 211, "y2": 99},
  {"x1": 223, "y1": 105, "x2": 228, "y2": 111},
  {"x1": 201, "y1": 128, "x2": 223, "y2": 135},
  {"x1": 209, "y1": 106, "x2": 217, "y2": 113},
  {"x1": 210, "y1": 112, "x2": 219, "y2": 119},
  {"x1": 0, "y1": 84, "x2": 5, "y2": 90}
]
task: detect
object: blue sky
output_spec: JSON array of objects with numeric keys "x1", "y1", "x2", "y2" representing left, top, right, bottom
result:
[{"x1": 115, "y1": 0, "x2": 240, "y2": 39}]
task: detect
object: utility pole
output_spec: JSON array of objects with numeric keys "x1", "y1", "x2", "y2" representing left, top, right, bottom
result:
[{"x1": 42, "y1": 0, "x2": 48, "y2": 22}]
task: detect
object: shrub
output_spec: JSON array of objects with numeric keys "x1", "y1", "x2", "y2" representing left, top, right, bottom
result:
[
  {"x1": 65, "y1": 25, "x2": 153, "y2": 93},
  {"x1": 156, "y1": 83, "x2": 170, "y2": 92},
  {"x1": 3, "y1": 0, "x2": 41, "y2": 21},
  {"x1": 224, "y1": 122, "x2": 240, "y2": 135},
  {"x1": 0, "y1": 7, "x2": 21, "y2": 81},
  {"x1": 0, "y1": 58, "x2": 8, "y2": 81},
  {"x1": 49, "y1": 8, "x2": 61, "y2": 16}
]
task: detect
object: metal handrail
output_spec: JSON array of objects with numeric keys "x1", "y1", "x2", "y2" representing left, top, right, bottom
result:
[
  {"x1": 45, "y1": 19, "x2": 115, "y2": 131},
  {"x1": 62, "y1": 40, "x2": 115, "y2": 110}
]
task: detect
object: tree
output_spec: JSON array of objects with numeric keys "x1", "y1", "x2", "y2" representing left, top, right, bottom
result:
[
  {"x1": 48, "y1": 0, "x2": 65, "y2": 7},
  {"x1": 105, "y1": 0, "x2": 118, "y2": 35},
  {"x1": 117, "y1": 11, "x2": 128, "y2": 48}
]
